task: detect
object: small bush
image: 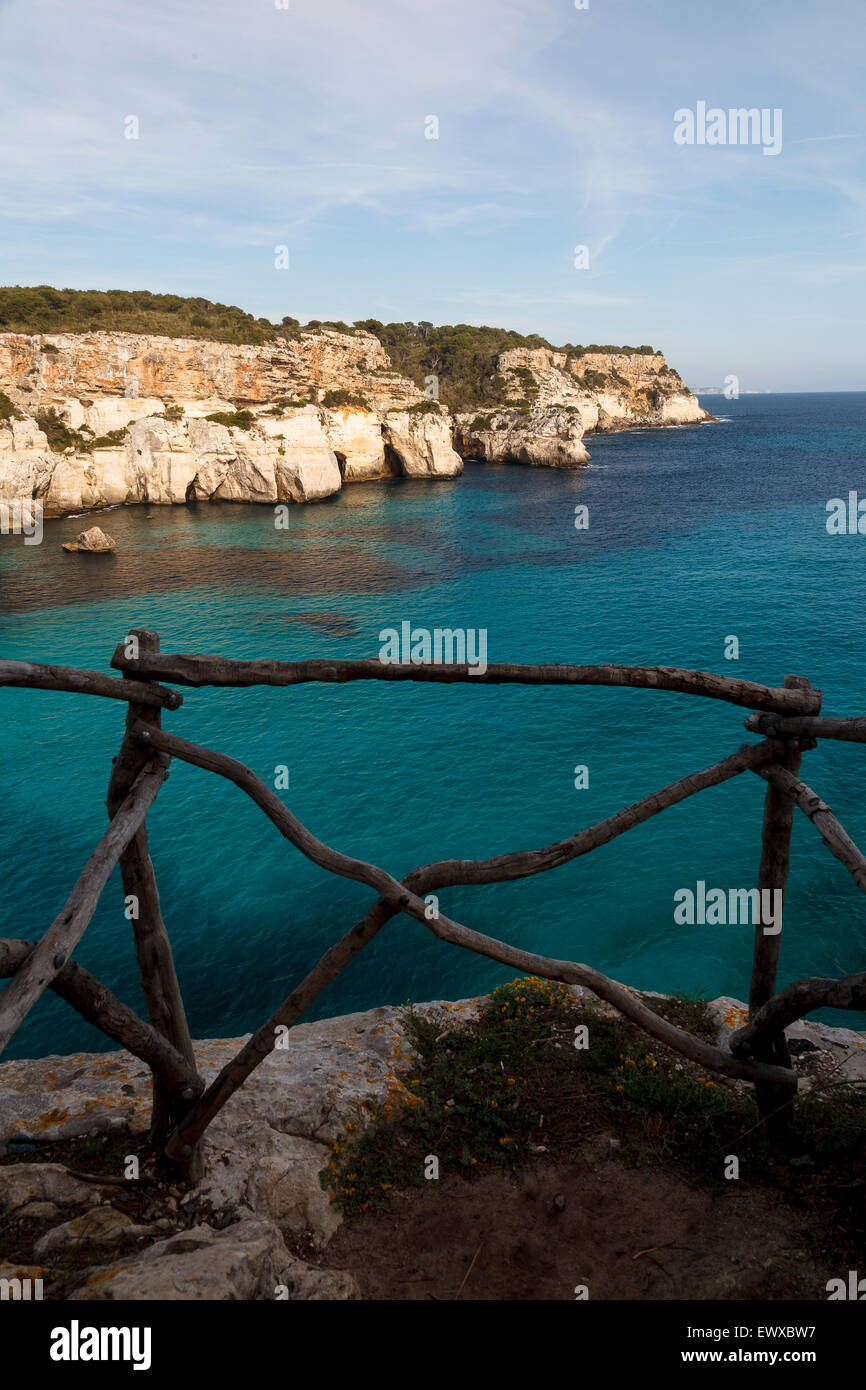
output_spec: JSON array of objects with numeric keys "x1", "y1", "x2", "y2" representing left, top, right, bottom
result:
[
  {"x1": 509, "y1": 366, "x2": 540, "y2": 400},
  {"x1": 88, "y1": 427, "x2": 129, "y2": 451},
  {"x1": 323, "y1": 977, "x2": 579, "y2": 1215},
  {"x1": 581, "y1": 370, "x2": 611, "y2": 390},
  {"x1": 36, "y1": 409, "x2": 129, "y2": 453},
  {"x1": 322, "y1": 976, "x2": 866, "y2": 1223},
  {"x1": 36, "y1": 408, "x2": 79, "y2": 451},
  {"x1": 321, "y1": 389, "x2": 369, "y2": 409},
  {"x1": 204, "y1": 409, "x2": 255, "y2": 430},
  {"x1": 0, "y1": 390, "x2": 23, "y2": 423}
]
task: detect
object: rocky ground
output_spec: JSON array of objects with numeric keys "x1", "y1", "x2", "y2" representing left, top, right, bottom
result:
[{"x1": 1, "y1": 989, "x2": 863, "y2": 1301}]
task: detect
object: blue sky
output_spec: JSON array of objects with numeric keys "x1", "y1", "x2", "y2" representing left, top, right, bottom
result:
[{"x1": 0, "y1": 0, "x2": 864, "y2": 390}]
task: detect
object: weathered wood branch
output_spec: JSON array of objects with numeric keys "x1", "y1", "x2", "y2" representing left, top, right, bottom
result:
[
  {"x1": 752, "y1": 764, "x2": 866, "y2": 894},
  {"x1": 746, "y1": 713, "x2": 866, "y2": 744},
  {"x1": 111, "y1": 648, "x2": 821, "y2": 715},
  {"x1": 750, "y1": 679, "x2": 814, "y2": 1014},
  {"x1": 0, "y1": 760, "x2": 168, "y2": 1056},
  {"x1": 0, "y1": 658, "x2": 182, "y2": 709},
  {"x1": 731, "y1": 971, "x2": 866, "y2": 1057},
  {"x1": 108, "y1": 630, "x2": 201, "y2": 1165},
  {"x1": 139, "y1": 725, "x2": 795, "y2": 1158},
  {"x1": 138, "y1": 722, "x2": 787, "y2": 892},
  {"x1": 0, "y1": 940, "x2": 201, "y2": 1096},
  {"x1": 166, "y1": 912, "x2": 796, "y2": 1162},
  {"x1": 748, "y1": 676, "x2": 818, "y2": 1133},
  {"x1": 164, "y1": 900, "x2": 397, "y2": 1159}
]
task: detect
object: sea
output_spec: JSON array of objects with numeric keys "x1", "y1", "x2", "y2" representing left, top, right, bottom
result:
[{"x1": 1, "y1": 391, "x2": 865, "y2": 1060}]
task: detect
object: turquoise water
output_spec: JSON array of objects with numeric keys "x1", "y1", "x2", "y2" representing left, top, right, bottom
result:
[{"x1": 2, "y1": 392, "x2": 866, "y2": 1059}]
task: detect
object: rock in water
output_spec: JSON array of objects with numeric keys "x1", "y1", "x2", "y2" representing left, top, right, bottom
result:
[{"x1": 62, "y1": 525, "x2": 117, "y2": 553}]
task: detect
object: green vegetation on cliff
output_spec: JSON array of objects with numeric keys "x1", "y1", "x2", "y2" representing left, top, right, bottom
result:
[
  {"x1": 0, "y1": 389, "x2": 23, "y2": 422},
  {"x1": 204, "y1": 409, "x2": 255, "y2": 430},
  {"x1": 353, "y1": 321, "x2": 659, "y2": 412},
  {"x1": 320, "y1": 389, "x2": 371, "y2": 409},
  {"x1": 0, "y1": 286, "x2": 300, "y2": 345},
  {"x1": 34, "y1": 408, "x2": 129, "y2": 453}
]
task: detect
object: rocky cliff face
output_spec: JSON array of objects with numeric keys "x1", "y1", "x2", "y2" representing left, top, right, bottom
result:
[
  {"x1": 454, "y1": 406, "x2": 590, "y2": 469},
  {"x1": 453, "y1": 345, "x2": 709, "y2": 466},
  {"x1": 0, "y1": 402, "x2": 463, "y2": 517},
  {"x1": 0, "y1": 330, "x2": 464, "y2": 516},
  {"x1": 0, "y1": 328, "x2": 420, "y2": 411},
  {"x1": 0, "y1": 330, "x2": 707, "y2": 518},
  {"x1": 500, "y1": 344, "x2": 707, "y2": 428}
]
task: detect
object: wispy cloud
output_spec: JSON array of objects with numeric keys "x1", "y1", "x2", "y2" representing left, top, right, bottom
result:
[{"x1": 0, "y1": 0, "x2": 863, "y2": 387}]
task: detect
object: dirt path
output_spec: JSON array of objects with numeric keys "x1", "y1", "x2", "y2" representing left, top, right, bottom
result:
[{"x1": 322, "y1": 1144, "x2": 843, "y2": 1300}]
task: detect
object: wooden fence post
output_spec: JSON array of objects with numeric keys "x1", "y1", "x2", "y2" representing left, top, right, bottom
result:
[
  {"x1": 749, "y1": 674, "x2": 818, "y2": 1138},
  {"x1": 107, "y1": 628, "x2": 203, "y2": 1179}
]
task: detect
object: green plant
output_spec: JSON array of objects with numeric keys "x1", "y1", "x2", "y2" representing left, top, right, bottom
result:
[
  {"x1": 204, "y1": 409, "x2": 255, "y2": 430},
  {"x1": 320, "y1": 389, "x2": 369, "y2": 409},
  {"x1": 323, "y1": 977, "x2": 580, "y2": 1215},
  {"x1": 87, "y1": 427, "x2": 129, "y2": 451},
  {"x1": 646, "y1": 990, "x2": 717, "y2": 1042},
  {"x1": 323, "y1": 975, "x2": 866, "y2": 1220},
  {"x1": 508, "y1": 366, "x2": 540, "y2": 400},
  {"x1": 0, "y1": 390, "x2": 23, "y2": 423},
  {"x1": 35, "y1": 408, "x2": 79, "y2": 451},
  {"x1": 35, "y1": 409, "x2": 129, "y2": 453}
]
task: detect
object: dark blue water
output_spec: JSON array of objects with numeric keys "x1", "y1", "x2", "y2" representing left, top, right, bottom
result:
[{"x1": 2, "y1": 392, "x2": 865, "y2": 1059}]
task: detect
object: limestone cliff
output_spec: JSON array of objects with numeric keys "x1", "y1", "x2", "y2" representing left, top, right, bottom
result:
[
  {"x1": 454, "y1": 406, "x2": 590, "y2": 469},
  {"x1": 0, "y1": 402, "x2": 464, "y2": 517},
  {"x1": 0, "y1": 329, "x2": 706, "y2": 518},
  {"x1": 453, "y1": 345, "x2": 709, "y2": 466},
  {"x1": 0, "y1": 329, "x2": 466, "y2": 515},
  {"x1": 0, "y1": 328, "x2": 419, "y2": 412}
]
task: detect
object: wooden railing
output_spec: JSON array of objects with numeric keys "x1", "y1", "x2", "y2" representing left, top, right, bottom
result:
[{"x1": 1, "y1": 632, "x2": 864, "y2": 1177}]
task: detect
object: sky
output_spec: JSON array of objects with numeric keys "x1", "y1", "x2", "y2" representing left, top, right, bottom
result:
[{"x1": 0, "y1": 0, "x2": 864, "y2": 391}]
